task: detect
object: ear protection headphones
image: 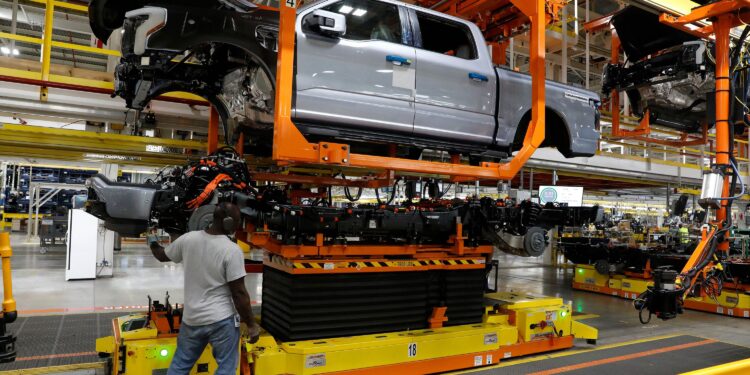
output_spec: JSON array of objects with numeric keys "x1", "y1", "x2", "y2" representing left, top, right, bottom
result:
[{"x1": 222, "y1": 216, "x2": 236, "y2": 234}]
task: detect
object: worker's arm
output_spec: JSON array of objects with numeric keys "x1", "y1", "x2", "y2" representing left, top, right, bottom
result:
[
  {"x1": 146, "y1": 234, "x2": 171, "y2": 262},
  {"x1": 228, "y1": 277, "x2": 261, "y2": 342}
]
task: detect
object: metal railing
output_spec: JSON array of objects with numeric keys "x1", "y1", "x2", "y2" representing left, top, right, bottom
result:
[
  {"x1": 0, "y1": 0, "x2": 202, "y2": 102},
  {"x1": 598, "y1": 113, "x2": 750, "y2": 179}
]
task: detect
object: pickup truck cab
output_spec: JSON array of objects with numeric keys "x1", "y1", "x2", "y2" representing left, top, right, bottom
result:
[{"x1": 89, "y1": 0, "x2": 600, "y2": 161}]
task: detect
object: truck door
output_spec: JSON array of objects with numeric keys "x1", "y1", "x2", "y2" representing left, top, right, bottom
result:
[
  {"x1": 410, "y1": 10, "x2": 497, "y2": 145},
  {"x1": 295, "y1": 0, "x2": 416, "y2": 136}
]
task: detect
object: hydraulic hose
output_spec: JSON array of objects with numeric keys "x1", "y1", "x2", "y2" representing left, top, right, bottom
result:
[{"x1": 375, "y1": 180, "x2": 398, "y2": 205}]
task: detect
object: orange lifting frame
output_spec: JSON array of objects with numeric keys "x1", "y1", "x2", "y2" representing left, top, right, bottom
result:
[
  {"x1": 584, "y1": 14, "x2": 709, "y2": 147},
  {"x1": 269, "y1": 0, "x2": 549, "y2": 180}
]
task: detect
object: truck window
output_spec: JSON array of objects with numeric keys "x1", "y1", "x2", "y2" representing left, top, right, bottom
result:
[
  {"x1": 415, "y1": 12, "x2": 477, "y2": 60},
  {"x1": 321, "y1": 0, "x2": 404, "y2": 44}
]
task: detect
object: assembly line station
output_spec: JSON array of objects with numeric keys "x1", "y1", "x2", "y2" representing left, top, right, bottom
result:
[{"x1": 3, "y1": 0, "x2": 750, "y2": 374}]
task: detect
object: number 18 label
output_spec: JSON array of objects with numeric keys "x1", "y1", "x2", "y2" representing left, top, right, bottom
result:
[{"x1": 407, "y1": 343, "x2": 417, "y2": 358}]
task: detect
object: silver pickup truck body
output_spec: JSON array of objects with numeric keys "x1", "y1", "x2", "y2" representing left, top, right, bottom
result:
[{"x1": 89, "y1": 0, "x2": 600, "y2": 159}]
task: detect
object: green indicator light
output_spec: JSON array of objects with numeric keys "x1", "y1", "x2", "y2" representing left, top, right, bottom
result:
[
  {"x1": 160, "y1": 349, "x2": 169, "y2": 357},
  {"x1": 560, "y1": 310, "x2": 568, "y2": 318},
  {"x1": 577, "y1": 269, "x2": 584, "y2": 274}
]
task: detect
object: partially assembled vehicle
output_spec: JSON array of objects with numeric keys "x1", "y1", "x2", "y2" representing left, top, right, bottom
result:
[
  {"x1": 89, "y1": 0, "x2": 600, "y2": 160},
  {"x1": 602, "y1": 6, "x2": 715, "y2": 133},
  {"x1": 86, "y1": 149, "x2": 603, "y2": 257}
]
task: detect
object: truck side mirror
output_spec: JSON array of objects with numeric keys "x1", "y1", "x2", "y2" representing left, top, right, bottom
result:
[{"x1": 305, "y1": 10, "x2": 346, "y2": 38}]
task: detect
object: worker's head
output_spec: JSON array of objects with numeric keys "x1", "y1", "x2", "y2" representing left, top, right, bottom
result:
[{"x1": 212, "y1": 202, "x2": 241, "y2": 235}]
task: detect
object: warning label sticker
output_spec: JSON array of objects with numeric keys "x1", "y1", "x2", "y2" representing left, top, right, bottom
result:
[
  {"x1": 305, "y1": 354, "x2": 326, "y2": 368},
  {"x1": 484, "y1": 333, "x2": 498, "y2": 345}
]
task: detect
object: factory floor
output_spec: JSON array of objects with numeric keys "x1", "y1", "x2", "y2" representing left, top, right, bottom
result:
[{"x1": 2, "y1": 232, "x2": 750, "y2": 374}]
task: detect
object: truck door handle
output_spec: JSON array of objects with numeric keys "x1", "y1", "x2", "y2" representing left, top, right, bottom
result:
[
  {"x1": 469, "y1": 72, "x2": 489, "y2": 82},
  {"x1": 386, "y1": 55, "x2": 412, "y2": 66}
]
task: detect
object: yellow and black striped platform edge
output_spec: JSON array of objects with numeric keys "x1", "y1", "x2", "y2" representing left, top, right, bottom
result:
[{"x1": 291, "y1": 259, "x2": 485, "y2": 269}]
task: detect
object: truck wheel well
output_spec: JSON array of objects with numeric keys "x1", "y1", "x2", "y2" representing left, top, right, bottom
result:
[
  {"x1": 154, "y1": 41, "x2": 276, "y2": 145},
  {"x1": 514, "y1": 108, "x2": 572, "y2": 157}
]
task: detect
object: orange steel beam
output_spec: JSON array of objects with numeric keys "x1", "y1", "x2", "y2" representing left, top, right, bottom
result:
[
  {"x1": 208, "y1": 105, "x2": 220, "y2": 154},
  {"x1": 272, "y1": 0, "x2": 549, "y2": 180},
  {"x1": 417, "y1": 0, "x2": 564, "y2": 41},
  {"x1": 664, "y1": 0, "x2": 750, "y2": 25},
  {"x1": 582, "y1": 13, "x2": 615, "y2": 33},
  {"x1": 235, "y1": 133, "x2": 244, "y2": 155},
  {"x1": 249, "y1": 172, "x2": 393, "y2": 188},
  {"x1": 628, "y1": 124, "x2": 709, "y2": 147},
  {"x1": 608, "y1": 32, "x2": 652, "y2": 139},
  {"x1": 659, "y1": 2, "x2": 750, "y2": 39},
  {"x1": 248, "y1": 232, "x2": 493, "y2": 259}
]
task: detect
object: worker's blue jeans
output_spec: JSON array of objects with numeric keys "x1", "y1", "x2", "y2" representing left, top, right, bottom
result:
[{"x1": 167, "y1": 315, "x2": 240, "y2": 375}]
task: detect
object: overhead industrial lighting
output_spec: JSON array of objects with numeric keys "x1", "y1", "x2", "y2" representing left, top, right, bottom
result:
[
  {"x1": 339, "y1": 5, "x2": 353, "y2": 14},
  {"x1": 352, "y1": 9, "x2": 367, "y2": 17},
  {"x1": 0, "y1": 47, "x2": 20, "y2": 56}
]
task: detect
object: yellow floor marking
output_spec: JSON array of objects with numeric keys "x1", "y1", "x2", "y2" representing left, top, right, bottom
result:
[
  {"x1": 448, "y1": 333, "x2": 683, "y2": 374},
  {"x1": 571, "y1": 314, "x2": 600, "y2": 320},
  {"x1": 0, "y1": 362, "x2": 104, "y2": 375}
]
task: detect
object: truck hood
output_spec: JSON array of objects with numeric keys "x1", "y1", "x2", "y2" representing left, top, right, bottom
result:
[
  {"x1": 611, "y1": 6, "x2": 699, "y2": 62},
  {"x1": 89, "y1": 0, "x2": 149, "y2": 42},
  {"x1": 88, "y1": 0, "x2": 225, "y2": 42}
]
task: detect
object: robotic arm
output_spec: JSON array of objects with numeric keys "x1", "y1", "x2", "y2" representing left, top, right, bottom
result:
[
  {"x1": 635, "y1": 1, "x2": 750, "y2": 324},
  {"x1": 634, "y1": 227, "x2": 721, "y2": 323}
]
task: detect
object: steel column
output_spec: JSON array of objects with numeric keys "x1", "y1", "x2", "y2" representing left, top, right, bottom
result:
[{"x1": 40, "y1": 0, "x2": 55, "y2": 102}]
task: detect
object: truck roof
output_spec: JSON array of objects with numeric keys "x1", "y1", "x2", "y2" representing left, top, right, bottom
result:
[{"x1": 299, "y1": 0, "x2": 478, "y2": 30}]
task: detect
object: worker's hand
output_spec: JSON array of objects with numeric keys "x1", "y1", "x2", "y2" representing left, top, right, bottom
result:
[
  {"x1": 146, "y1": 234, "x2": 159, "y2": 247},
  {"x1": 248, "y1": 322, "x2": 261, "y2": 344}
]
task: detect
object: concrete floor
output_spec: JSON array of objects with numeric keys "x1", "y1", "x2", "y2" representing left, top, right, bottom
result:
[{"x1": 4, "y1": 233, "x2": 750, "y2": 373}]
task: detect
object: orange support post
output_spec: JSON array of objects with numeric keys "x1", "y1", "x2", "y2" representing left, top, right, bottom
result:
[
  {"x1": 499, "y1": 0, "x2": 547, "y2": 176},
  {"x1": 271, "y1": 0, "x2": 551, "y2": 180},
  {"x1": 488, "y1": 41, "x2": 507, "y2": 66},
  {"x1": 428, "y1": 307, "x2": 448, "y2": 328},
  {"x1": 609, "y1": 33, "x2": 649, "y2": 139},
  {"x1": 235, "y1": 133, "x2": 244, "y2": 155},
  {"x1": 208, "y1": 105, "x2": 220, "y2": 154},
  {"x1": 714, "y1": 14, "x2": 733, "y2": 253}
]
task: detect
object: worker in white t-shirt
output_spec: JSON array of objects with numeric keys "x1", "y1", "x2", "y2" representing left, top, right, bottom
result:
[{"x1": 148, "y1": 202, "x2": 260, "y2": 375}]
